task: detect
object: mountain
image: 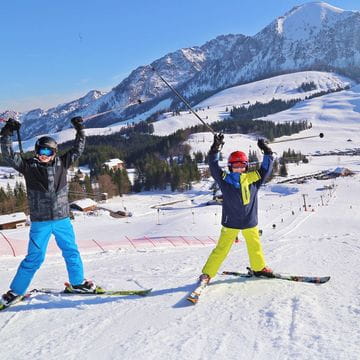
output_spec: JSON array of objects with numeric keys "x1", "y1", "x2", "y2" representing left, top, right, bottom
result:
[
  {"x1": 15, "y1": 70, "x2": 354, "y2": 154},
  {"x1": 2, "y1": 2, "x2": 360, "y2": 140},
  {"x1": 181, "y1": 2, "x2": 360, "y2": 98},
  {"x1": 5, "y1": 35, "x2": 241, "y2": 140}
]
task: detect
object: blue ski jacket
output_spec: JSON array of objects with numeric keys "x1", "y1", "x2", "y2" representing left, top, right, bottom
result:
[{"x1": 209, "y1": 151, "x2": 273, "y2": 229}]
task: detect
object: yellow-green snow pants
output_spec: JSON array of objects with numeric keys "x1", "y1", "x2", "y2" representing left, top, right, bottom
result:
[{"x1": 202, "y1": 226, "x2": 266, "y2": 278}]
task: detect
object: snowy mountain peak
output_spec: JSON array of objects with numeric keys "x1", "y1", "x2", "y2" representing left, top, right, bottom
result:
[
  {"x1": 275, "y1": 2, "x2": 348, "y2": 40},
  {"x1": 294, "y1": 1, "x2": 345, "y2": 14},
  {"x1": 82, "y1": 90, "x2": 105, "y2": 102}
]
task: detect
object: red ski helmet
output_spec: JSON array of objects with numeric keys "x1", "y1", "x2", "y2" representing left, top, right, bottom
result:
[{"x1": 228, "y1": 151, "x2": 248, "y2": 171}]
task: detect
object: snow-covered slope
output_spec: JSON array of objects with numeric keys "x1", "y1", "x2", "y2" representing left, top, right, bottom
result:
[
  {"x1": 275, "y1": 2, "x2": 346, "y2": 41},
  {"x1": 153, "y1": 71, "x2": 353, "y2": 137},
  {"x1": 1, "y1": 155, "x2": 359, "y2": 359}
]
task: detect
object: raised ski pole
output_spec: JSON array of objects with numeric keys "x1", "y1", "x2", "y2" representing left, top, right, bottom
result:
[
  {"x1": 151, "y1": 67, "x2": 216, "y2": 135},
  {"x1": 270, "y1": 133, "x2": 324, "y2": 144},
  {"x1": 82, "y1": 99, "x2": 143, "y2": 121},
  {"x1": 16, "y1": 128, "x2": 24, "y2": 155}
]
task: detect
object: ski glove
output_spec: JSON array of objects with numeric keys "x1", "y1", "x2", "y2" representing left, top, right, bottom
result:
[
  {"x1": 257, "y1": 138, "x2": 273, "y2": 155},
  {"x1": 0, "y1": 118, "x2": 21, "y2": 137},
  {"x1": 210, "y1": 133, "x2": 224, "y2": 153},
  {"x1": 71, "y1": 116, "x2": 84, "y2": 131}
]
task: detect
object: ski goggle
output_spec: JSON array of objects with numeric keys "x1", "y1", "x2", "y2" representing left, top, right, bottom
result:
[
  {"x1": 229, "y1": 161, "x2": 248, "y2": 168},
  {"x1": 37, "y1": 147, "x2": 55, "y2": 156}
]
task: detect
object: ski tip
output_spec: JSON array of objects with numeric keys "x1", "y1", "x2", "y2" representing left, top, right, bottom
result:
[
  {"x1": 186, "y1": 297, "x2": 198, "y2": 305},
  {"x1": 138, "y1": 288, "x2": 152, "y2": 296},
  {"x1": 186, "y1": 291, "x2": 200, "y2": 304}
]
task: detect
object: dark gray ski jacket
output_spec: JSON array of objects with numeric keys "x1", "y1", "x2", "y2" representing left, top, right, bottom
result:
[{"x1": 0, "y1": 131, "x2": 85, "y2": 222}]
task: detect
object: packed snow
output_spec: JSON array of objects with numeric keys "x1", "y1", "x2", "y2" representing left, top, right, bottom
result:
[
  {"x1": 1, "y1": 70, "x2": 360, "y2": 360},
  {"x1": 1, "y1": 146, "x2": 360, "y2": 360}
]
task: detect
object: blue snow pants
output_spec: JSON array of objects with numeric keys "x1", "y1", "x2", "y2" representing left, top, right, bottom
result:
[{"x1": 10, "y1": 217, "x2": 84, "y2": 295}]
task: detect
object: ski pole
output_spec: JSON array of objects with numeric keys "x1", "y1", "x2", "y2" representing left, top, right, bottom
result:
[
  {"x1": 16, "y1": 128, "x2": 24, "y2": 155},
  {"x1": 151, "y1": 67, "x2": 216, "y2": 135},
  {"x1": 270, "y1": 133, "x2": 324, "y2": 144},
  {"x1": 82, "y1": 99, "x2": 143, "y2": 121}
]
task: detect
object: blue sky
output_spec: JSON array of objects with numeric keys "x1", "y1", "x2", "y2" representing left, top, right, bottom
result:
[{"x1": 1, "y1": 0, "x2": 359, "y2": 112}]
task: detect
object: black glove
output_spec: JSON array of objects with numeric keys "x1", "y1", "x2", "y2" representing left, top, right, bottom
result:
[
  {"x1": 257, "y1": 138, "x2": 273, "y2": 155},
  {"x1": 210, "y1": 133, "x2": 224, "y2": 153},
  {"x1": 0, "y1": 118, "x2": 21, "y2": 136},
  {"x1": 71, "y1": 116, "x2": 84, "y2": 131}
]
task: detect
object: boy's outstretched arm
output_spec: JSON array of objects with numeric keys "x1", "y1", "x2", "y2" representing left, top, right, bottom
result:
[
  {"x1": 0, "y1": 119, "x2": 25, "y2": 173},
  {"x1": 62, "y1": 116, "x2": 86, "y2": 168}
]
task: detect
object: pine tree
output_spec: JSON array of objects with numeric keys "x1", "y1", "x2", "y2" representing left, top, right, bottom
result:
[
  {"x1": 279, "y1": 162, "x2": 288, "y2": 177},
  {"x1": 112, "y1": 169, "x2": 131, "y2": 195},
  {"x1": 69, "y1": 179, "x2": 86, "y2": 202},
  {"x1": 84, "y1": 175, "x2": 93, "y2": 196},
  {"x1": 14, "y1": 182, "x2": 27, "y2": 212}
]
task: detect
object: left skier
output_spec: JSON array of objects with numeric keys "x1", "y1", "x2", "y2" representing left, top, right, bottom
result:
[{"x1": 0, "y1": 117, "x2": 96, "y2": 308}]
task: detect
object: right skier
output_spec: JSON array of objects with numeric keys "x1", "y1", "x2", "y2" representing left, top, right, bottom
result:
[{"x1": 199, "y1": 134, "x2": 274, "y2": 284}]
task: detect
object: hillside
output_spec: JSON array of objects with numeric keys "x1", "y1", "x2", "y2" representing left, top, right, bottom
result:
[{"x1": 11, "y1": 70, "x2": 355, "y2": 155}]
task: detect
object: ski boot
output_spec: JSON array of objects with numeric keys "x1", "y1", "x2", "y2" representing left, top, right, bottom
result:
[
  {"x1": 65, "y1": 280, "x2": 97, "y2": 294},
  {"x1": 252, "y1": 266, "x2": 275, "y2": 278},
  {"x1": 199, "y1": 273, "x2": 211, "y2": 284},
  {"x1": 0, "y1": 290, "x2": 22, "y2": 307}
]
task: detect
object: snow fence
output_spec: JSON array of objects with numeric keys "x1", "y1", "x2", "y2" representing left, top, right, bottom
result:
[{"x1": 0, "y1": 234, "x2": 217, "y2": 257}]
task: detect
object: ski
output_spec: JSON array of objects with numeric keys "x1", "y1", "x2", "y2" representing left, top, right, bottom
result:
[
  {"x1": 31, "y1": 285, "x2": 152, "y2": 297},
  {"x1": 186, "y1": 280, "x2": 209, "y2": 304},
  {"x1": 1, "y1": 286, "x2": 151, "y2": 312},
  {"x1": 222, "y1": 269, "x2": 330, "y2": 284}
]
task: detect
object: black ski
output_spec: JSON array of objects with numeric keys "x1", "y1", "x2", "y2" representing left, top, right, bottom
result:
[{"x1": 222, "y1": 269, "x2": 330, "y2": 284}]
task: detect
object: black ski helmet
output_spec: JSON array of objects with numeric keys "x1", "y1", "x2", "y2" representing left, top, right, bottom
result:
[{"x1": 35, "y1": 136, "x2": 58, "y2": 154}]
